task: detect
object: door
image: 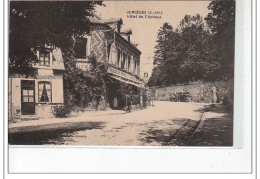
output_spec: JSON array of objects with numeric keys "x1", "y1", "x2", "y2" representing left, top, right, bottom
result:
[
  {"x1": 21, "y1": 80, "x2": 35, "y2": 115},
  {"x1": 113, "y1": 97, "x2": 118, "y2": 108}
]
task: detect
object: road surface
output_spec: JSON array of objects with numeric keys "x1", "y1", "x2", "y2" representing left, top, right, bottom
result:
[{"x1": 9, "y1": 101, "x2": 232, "y2": 146}]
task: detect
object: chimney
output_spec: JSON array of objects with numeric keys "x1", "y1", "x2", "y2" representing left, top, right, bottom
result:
[
  {"x1": 128, "y1": 34, "x2": 130, "y2": 42},
  {"x1": 117, "y1": 24, "x2": 121, "y2": 33}
]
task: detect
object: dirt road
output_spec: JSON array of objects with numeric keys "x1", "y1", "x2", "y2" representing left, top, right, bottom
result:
[{"x1": 9, "y1": 101, "x2": 208, "y2": 145}]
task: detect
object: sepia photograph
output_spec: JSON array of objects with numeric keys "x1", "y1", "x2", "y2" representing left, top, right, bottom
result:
[{"x1": 8, "y1": 0, "x2": 235, "y2": 146}]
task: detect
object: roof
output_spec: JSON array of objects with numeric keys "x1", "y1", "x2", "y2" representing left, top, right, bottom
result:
[
  {"x1": 88, "y1": 13, "x2": 141, "y2": 54},
  {"x1": 87, "y1": 16, "x2": 103, "y2": 24},
  {"x1": 87, "y1": 14, "x2": 122, "y2": 25},
  {"x1": 114, "y1": 32, "x2": 142, "y2": 55},
  {"x1": 103, "y1": 18, "x2": 122, "y2": 24},
  {"x1": 120, "y1": 25, "x2": 132, "y2": 34},
  {"x1": 52, "y1": 48, "x2": 65, "y2": 70},
  {"x1": 53, "y1": 61, "x2": 65, "y2": 70}
]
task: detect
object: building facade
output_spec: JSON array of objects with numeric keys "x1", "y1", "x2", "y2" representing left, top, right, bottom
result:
[
  {"x1": 8, "y1": 14, "x2": 143, "y2": 121},
  {"x1": 76, "y1": 14, "x2": 143, "y2": 109},
  {"x1": 8, "y1": 48, "x2": 65, "y2": 120}
]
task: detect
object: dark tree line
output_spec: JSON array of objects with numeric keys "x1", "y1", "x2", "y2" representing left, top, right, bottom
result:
[{"x1": 148, "y1": 1, "x2": 235, "y2": 87}]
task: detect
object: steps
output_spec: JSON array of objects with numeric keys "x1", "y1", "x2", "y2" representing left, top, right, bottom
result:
[{"x1": 20, "y1": 115, "x2": 39, "y2": 121}]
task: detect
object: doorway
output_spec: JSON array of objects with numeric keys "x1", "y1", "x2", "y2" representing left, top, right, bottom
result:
[{"x1": 21, "y1": 80, "x2": 35, "y2": 115}]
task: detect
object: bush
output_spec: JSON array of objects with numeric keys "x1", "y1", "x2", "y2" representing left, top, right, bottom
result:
[{"x1": 52, "y1": 105, "x2": 72, "y2": 118}]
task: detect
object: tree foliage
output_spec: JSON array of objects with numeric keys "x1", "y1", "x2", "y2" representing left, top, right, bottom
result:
[
  {"x1": 178, "y1": 14, "x2": 220, "y2": 82},
  {"x1": 9, "y1": 1, "x2": 110, "y2": 110},
  {"x1": 148, "y1": 1, "x2": 235, "y2": 86},
  {"x1": 63, "y1": 52, "x2": 109, "y2": 108},
  {"x1": 9, "y1": 1, "x2": 102, "y2": 76},
  {"x1": 153, "y1": 23, "x2": 175, "y2": 65},
  {"x1": 205, "y1": 0, "x2": 235, "y2": 79}
]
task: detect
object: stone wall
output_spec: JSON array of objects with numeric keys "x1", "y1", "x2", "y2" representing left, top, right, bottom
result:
[{"x1": 156, "y1": 79, "x2": 234, "y2": 105}]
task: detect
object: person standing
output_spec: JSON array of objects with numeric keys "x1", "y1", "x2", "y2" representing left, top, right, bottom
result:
[
  {"x1": 212, "y1": 86, "x2": 219, "y2": 103},
  {"x1": 143, "y1": 94, "x2": 147, "y2": 109},
  {"x1": 95, "y1": 95, "x2": 101, "y2": 111},
  {"x1": 140, "y1": 95, "x2": 143, "y2": 109}
]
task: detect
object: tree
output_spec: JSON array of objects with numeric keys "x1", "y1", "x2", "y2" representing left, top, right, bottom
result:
[
  {"x1": 148, "y1": 14, "x2": 221, "y2": 86},
  {"x1": 148, "y1": 1, "x2": 235, "y2": 87},
  {"x1": 63, "y1": 53, "x2": 109, "y2": 109},
  {"x1": 148, "y1": 64, "x2": 167, "y2": 86},
  {"x1": 205, "y1": 0, "x2": 235, "y2": 79},
  {"x1": 153, "y1": 23, "x2": 175, "y2": 65},
  {"x1": 9, "y1": 1, "x2": 102, "y2": 76},
  {"x1": 9, "y1": 1, "x2": 113, "y2": 110},
  {"x1": 149, "y1": 23, "x2": 181, "y2": 86},
  {"x1": 178, "y1": 14, "x2": 220, "y2": 82}
]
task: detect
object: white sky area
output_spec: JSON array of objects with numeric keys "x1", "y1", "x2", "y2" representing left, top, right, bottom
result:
[{"x1": 95, "y1": 1, "x2": 211, "y2": 75}]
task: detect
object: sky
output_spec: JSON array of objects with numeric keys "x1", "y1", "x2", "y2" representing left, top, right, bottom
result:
[{"x1": 95, "y1": 1, "x2": 211, "y2": 75}]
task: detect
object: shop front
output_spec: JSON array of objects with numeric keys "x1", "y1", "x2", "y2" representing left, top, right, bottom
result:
[{"x1": 106, "y1": 66, "x2": 143, "y2": 109}]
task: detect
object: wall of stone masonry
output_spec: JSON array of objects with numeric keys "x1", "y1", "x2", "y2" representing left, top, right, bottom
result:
[{"x1": 156, "y1": 79, "x2": 234, "y2": 105}]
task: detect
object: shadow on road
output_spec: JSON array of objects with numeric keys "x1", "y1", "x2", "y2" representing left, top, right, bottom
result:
[
  {"x1": 139, "y1": 118, "x2": 201, "y2": 146},
  {"x1": 190, "y1": 114, "x2": 233, "y2": 146},
  {"x1": 195, "y1": 103, "x2": 233, "y2": 114},
  {"x1": 9, "y1": 121, "x2": 105, "y2": 145},
  {"x1": 139, "y1": 103, "x2": 233, "y2": 146}
]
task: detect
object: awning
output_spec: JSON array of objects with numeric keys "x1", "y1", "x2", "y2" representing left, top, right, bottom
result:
[{"x1": 109, "y1": 74, "x2": 143, "y2": 88}]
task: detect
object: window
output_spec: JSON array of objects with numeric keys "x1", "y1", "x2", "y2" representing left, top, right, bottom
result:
[
  {"x1": 107, "y1": 44, "x2": 111, "y2": 61},
  {"x1": 39, "y1": 51, "x2": 50, "y2": 66},
  {"x1": 75, "y1": 38, "x2": 87, "y2": 59},
  {"x1": 136, "y1": 61, "x2": 139, "y2": 75},
  {"x1": 22, "y1": 89, "x2": 34, "y2": 102},
  {"x1": 121, "y1": 53, "x2": 126, "y2": 69},
  {"x1": 128, "y1": 56, "x2": 131, "y2": 72},
  {"x1": 137, "y1": 61, "x2": 140, "y2": 75},
  {"x1": 117, "y1": 49, "x2": 121, "y2": 67},
  {"x1": 134, "y1": 60, "x2": 138, "y2": 75},
  {"x1": 133, "y1": 60, "x2": 136, "y2": 74},
  {"x1": 38, "y1": 82, "x2": 52, "y2": 103}
]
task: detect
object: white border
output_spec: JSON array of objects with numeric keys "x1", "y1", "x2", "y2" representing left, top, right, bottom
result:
[{"x1": 3, "y1": 0, "x2": 256, "y2": 177}]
